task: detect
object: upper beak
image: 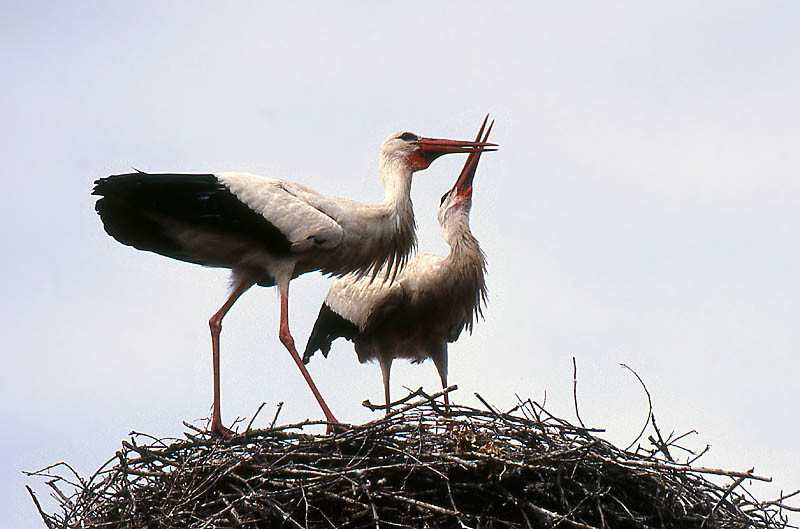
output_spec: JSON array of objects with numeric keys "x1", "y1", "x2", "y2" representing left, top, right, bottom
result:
[
  {"x1": 454, "y1": 115, "x2": 494, "y2": 198},
  {"x1": 414, "y1": 130, "x2": 497, "y2": 165},
  {"x1": 414, "y1": 137, "x2": 497, "y2": 153}
]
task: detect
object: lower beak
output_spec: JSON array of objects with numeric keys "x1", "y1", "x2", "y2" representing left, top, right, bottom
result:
[
  {"x1": 455, "y1": 117, "x2": 494, "y2": 197},
  {"x1": 414, "y1": 136, "x2": 497, "y2": 165},
  {"x1": 414, "y1": 137, "x2": 497, "y2": 154}
]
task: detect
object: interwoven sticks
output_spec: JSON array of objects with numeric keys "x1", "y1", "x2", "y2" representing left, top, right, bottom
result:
[{"x1": 27, "y1": 388, "x2": 795, "y2": 528}]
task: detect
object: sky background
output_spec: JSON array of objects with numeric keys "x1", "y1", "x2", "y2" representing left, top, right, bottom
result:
[{"x1": 2, "y1": 2, "x2": 798, "y2": 526}]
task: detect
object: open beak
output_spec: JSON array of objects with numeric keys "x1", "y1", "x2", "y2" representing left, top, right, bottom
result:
[
  {"x1": 414, "y1": 130, "x2": 497, "y2": 166},
  {"x1": 454, "y1": 115, "x2": 494, "y2": 198}
]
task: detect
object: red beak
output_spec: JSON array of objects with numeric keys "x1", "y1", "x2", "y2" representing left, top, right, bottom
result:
[
  {"x1": 413, "y1": 132, "x2": 497, "y2": 167},
  {"x1": 454, "y1": 115, "x2": 494, "y2": 198}
]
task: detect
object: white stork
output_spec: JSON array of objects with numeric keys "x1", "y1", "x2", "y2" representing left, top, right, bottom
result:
[
  {"x1": 93, "y1": 128, "x2": 496, "y2": 436},
  {"x1": 303, "y1": 118, "x2": 492, "y2": 413}
]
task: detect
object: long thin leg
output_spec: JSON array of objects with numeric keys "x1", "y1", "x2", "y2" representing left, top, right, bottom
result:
[
  {"x1": 379, "y1": 355, "x2": 393, "y2": 415},
  {"x1": 431, "y1": 345, "x2": 450, "y2": 412},
  {"x1": 277, "y1": 285, "x2": 340, "y2": 431},
  {"x1": 208, "y1": 276, "x2": 256, "y2": 437}
]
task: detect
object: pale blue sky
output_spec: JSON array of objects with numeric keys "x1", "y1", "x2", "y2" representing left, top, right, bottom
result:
[{"x1": 2, "y1": 2, "x2": 799, "y2": 526}]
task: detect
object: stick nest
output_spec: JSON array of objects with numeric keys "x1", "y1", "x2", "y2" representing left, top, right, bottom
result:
[{"x1": 28, "y1": 388, "x2": 794, "y2": 528}]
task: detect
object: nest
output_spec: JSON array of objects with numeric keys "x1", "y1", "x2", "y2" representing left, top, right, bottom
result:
[{"x1": 27, "y1": 387, "x2": 796, "y2": 528}]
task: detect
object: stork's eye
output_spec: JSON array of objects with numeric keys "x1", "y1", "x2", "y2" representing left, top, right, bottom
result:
[
  {"x1": 399, "y1": 132, "x2": 419, "y2": 142},
  {"x1": 439, "y1": 191, "x2": 449, "y2": 206}
]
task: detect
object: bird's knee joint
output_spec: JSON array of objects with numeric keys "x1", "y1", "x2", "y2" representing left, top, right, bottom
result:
[
  {"x1": 279, "y1": 328, "x2": 295, "y2": 348},
  {"x1": 209, "y1": 316, "x2": 222, "y2": 333}
]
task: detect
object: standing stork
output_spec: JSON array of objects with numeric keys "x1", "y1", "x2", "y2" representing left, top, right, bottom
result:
[
  {"x1": 93, "y1": 128, "x2": 496, "y2": 436},
  {"x1": 303, "y1": 118, "x2": 492, "y2": 413}
]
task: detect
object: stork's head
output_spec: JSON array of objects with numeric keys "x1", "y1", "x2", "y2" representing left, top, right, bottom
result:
[
  {"x1": 437, "y1": 117, "x2": 493, "y2": 239},
  {"x1": 378, "y1": 129, "x2": 496, "y2": 174}
]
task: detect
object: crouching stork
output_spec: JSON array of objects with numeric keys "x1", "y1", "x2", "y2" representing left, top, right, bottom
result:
[{"x1": 303, "y1": 118, "x2": 493, "y2": 413}]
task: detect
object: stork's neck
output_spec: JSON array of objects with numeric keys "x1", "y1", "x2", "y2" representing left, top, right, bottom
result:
[
  {"x1": 379, "y1": 158, "x2": 414, "y2": 209},
  {"x1": 334, "y1": 158, "x2": 416, "y2": 281},
  {"x1": 443, "y1": 210, "x2": 485, "y2": 276},
  {"x1": 441, "y1": 213, "x2": 488, "y2": 327},
  {"x1": 379, "y1": 158, "x2": 416, "y2": 248},
  {"x1": 447, "y1": 228, "x2": 485, "y2": 273}
]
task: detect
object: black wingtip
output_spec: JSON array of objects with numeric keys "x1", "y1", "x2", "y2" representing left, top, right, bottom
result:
[
  {"x1": 303, "y1": 303, "x2": 359, "y2": 364},
  {"x1": 91, "y1": 172, "x2": 294, "y2": 264}
]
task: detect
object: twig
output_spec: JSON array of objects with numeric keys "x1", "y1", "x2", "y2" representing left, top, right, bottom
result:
[
  {"x1": 474, "y1": 392, "x2": 503, "y2": 419},
  {"x1": 264, "y1": 497, "x2": 305, "y2": 529},
  {"x1": 46, "y1": 479, "x2": 71, "y2": 504},
  {"x1": 703, "y1": 472, "x2": 749, "y2": 527},
  {"x1": 246, "y1": 402, "x2": 267, "y2": 432},
  {"x1": 606, "y1": 458, "x2": 772, "y2": 482},
  {"x1": 688, "y1": 444, "x2": 711, "y2": 465},
  {"x1": 526, "y1": 501, "x2": 600, "y2": 529},
  {"x1": 269, "y1": 401, "x2": 284, "y2": 429},
  {"x1": 528, "y1": 399, "x2": 605, "y2": 433},
  {"x1": 363, "y1": 387, "x2": 426, "y2": 411},
  {"x1": 620, "y1": 363, "x2": 652, "y2": 451},
  {"x1": 182, "y1": 420, "x2": 205, "y2": 434},
  {"x1": 762, "y1": 489, "x2": 800, "y2": 512},
  {"x1": 365, "y1": 385, "x2": 458, "y2": 420},
  {"x1": 446, "y1": 480, "x2": 473, "y2": 529},
  {"x1": 649, "y1": 414, "x2": 673, "y2": 462},
  {"x1": 572, "y1": 357, "x2": 586, "y2": 428},
  {"x1": 373, "y1": 491, "x2": 461, "y2": 516},
  {"x1": 358, "y1": 478, "x2": 381, "y2": 529},
  {"x1": 25, "y1": 486, "x2": 55, "y2": 529},
  {"x1": 772, "y1": 489, "x2": 800, "y2": 503}
]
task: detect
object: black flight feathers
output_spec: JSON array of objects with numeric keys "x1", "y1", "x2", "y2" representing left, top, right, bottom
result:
[
  {"x1": 303, "y1": 303, "x2": 359, "y2": 364},
  {"x1": 92, "y1": 172, "x2": 293, "y2": 266}
]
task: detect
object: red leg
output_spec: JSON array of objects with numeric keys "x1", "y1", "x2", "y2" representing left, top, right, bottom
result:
[
  {"x1": 277, "y1": 289, "x2": 340, "y2": 432},
  {"x1": 208, "y1": 277, "x2": 255, "y2": 438},
  {"x1": 379, "y1": 356, "x2": 392, "y2": 416},
  {"x1": 432, "y1": 347, "x2": 450, "y2": 412}
]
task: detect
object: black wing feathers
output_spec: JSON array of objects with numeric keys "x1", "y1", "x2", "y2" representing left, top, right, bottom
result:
[
  {"x1": 303, "y1": 303, "x2": 360, "y2": 364},
  {"x1": 92, "y1": 173, "x2": 292, "y2": 265}
]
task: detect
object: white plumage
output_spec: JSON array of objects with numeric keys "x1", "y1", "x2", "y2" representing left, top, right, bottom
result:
[
  {"x1": 304, "y1": 119, "x2": 493, "y2": 413},
  {"x1": 93, "y1": 128, "x2": 495, "y2": 436},
  {"x1": 219, "y1": 173, "x2": 345, "y2": 252}
]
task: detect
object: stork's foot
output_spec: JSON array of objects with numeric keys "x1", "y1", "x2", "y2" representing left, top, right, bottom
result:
[
  {"x1": 325, "y1": 421, "x2": 349, "y2": 435},
  {"x1": 210, "y1": 420, "x2": 236, "y2": 439}
]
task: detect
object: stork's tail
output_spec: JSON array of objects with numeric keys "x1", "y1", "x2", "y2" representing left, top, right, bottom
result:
[
  {"x1": 92, "y1": 173, "x2": 227, "y2": 264},
  {"x1": 303, "y1": 303, "x2": 359, "y2": 364},
  {"x1": 92, "y1": 172, "x2": 291, "y2": 266}
]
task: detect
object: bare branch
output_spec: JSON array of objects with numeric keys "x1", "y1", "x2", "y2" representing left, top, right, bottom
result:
[
  {"x1": 572, "y1": 356, "x2": 586, "y2": 428},
  {"x1": 620, "y1": 363, "x2": 652, "y2": 451}
]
